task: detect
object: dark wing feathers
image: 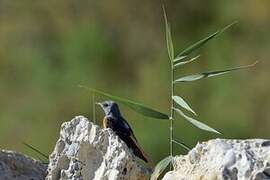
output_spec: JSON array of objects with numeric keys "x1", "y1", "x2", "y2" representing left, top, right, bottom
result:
[
  {"x1": 103, "y1": 116, "x2": 148, "y2": 162},
  {"x1": 117, "y1": 132, "x2": 148, "y2": 162},
  {"x1": 120, "y1": 118, "x2": 138, "y2": 142}
]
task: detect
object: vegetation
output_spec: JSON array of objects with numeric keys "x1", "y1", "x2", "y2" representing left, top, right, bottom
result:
[{"x1": 80, "y1": 7, "x2": 256, "y2": 179}]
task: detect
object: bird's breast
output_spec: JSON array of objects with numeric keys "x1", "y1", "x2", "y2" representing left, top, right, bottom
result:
[{"x1": 103, "y1": 117, "x2": 109, "y2": 128}]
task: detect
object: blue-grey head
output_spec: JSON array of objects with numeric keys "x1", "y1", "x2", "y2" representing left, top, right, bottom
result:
[{"x1": 96, "y1": 100, "x2": 122, "y2": 117}]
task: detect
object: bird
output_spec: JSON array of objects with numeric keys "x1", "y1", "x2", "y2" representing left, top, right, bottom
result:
[{"x1": 96, "y1": 100, "x2": 149, "y2": 163}]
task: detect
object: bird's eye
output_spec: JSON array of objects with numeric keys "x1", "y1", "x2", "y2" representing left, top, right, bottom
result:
[{"x1": 103, "y1": 103, "x2": 108, "y2": 107}]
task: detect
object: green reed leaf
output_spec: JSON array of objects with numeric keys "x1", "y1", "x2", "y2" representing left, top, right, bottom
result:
[
  {"x1": 23, "y1": 142, "x2": 49, "y2": 160},
  {"x1": 174, "y1": 61, "x2": 257, "y2": 83},
  {"x1": 176, "y1": 22, "x2": 237, "y2": 58},
  {"x1": 172, "y1": 96, "x2": 196, "y2": 115},
  {"x1": 174, "y1": 55, "x2": 200, "y2": 68},
  {"x1": 150, "y1": 156, "x2": 172, "y2": 180},
  {"x1": 172, "y1": 139, "x2": 191, "y2": 151},
  {"x1": 174, "y1": 108, "x2": 221, "y2": 134},
  {"x1": 79, "y1": 85, "x2": 169, "y2": 120},
  {"x1": 173, "y1": 56, "x2": 187, "y2": 63},
  {"x1": 163, "y1": 6, "x2": 174, "y2": 60}
]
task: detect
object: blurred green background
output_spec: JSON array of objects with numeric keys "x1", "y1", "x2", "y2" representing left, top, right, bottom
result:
[{"x1": 0, "y1": 0, "x2": 269, "y2": 163}]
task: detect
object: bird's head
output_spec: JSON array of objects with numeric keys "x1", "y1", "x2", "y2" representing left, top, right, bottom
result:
[{"x1": 96, "y1": 100, "x2": 121, "y2": 117}]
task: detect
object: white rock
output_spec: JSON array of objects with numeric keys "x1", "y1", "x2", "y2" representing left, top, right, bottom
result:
[
  {"x1": 0, "y1": 149, "x2": 47, "y2": 180},
  {"x1": 46, "y1": 116, "x2": 150, "y2": 180},
  {"x1": 163, "y1": 139, "x2": 270, "y2": 180}
]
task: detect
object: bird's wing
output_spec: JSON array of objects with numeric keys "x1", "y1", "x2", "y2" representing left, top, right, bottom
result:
[
  {"x1": 129, "y1": 132, "x2": 150, "y2": 162},
  {"x1": 121, "y1": 118, "x2": 138, "y2": 141},
  {"x1": 104, "y1": 116, "x2": 151, "y2": 163},
  {"x1": 120, "y1": 118, "x2": 150, "y2": 163},
  {"x1": 103, "y1": 116, "x2": 132, "y2": 137}
]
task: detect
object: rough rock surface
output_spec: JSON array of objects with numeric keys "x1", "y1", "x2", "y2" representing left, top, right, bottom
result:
[
  {"x1": 46, "y1": 116, "x2": 150, "y2": 180},
  {"x1": 0, "y1": 149, "x2": 47, "y2": 180},
  {"x1": 163, "y1": 139, "x2": 270, "y2": 180}
]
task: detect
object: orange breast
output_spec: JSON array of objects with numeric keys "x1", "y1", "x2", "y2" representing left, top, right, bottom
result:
[{"x1": 103, "y1": 117, "x2": 108, "y2": 128}]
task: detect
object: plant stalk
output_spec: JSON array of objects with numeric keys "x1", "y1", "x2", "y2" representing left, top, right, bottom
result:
[
  {"x1": 92, "y1": 93, "x2": 96, "y2": 123},
  {"x1": 170, "y1": 59, "x2": 175, "y2": 169}
]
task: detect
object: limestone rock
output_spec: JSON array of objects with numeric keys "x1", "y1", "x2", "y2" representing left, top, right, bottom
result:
[
  {"x1": 0, "y1": 149, "x2": 47, "y2": 180},
  {"x1": 163, "y1": 139, "x2": 270, "y2": 180},
  {"x1": 46, "y1": 116, "x2": 150, "y2": 180}
]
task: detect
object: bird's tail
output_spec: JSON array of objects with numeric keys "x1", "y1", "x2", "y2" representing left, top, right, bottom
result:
[{"x1": 129, "y1": 136, "x2": 155, "y2": 169}]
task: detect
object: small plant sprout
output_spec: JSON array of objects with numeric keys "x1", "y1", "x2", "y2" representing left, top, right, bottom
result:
[{"x1": 23, "y1": 142, "x2": 49, "y2": 164}]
